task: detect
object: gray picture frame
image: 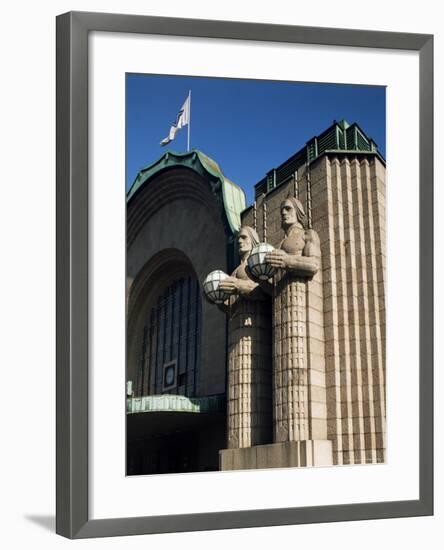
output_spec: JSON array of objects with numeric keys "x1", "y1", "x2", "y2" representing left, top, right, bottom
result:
[{"x1": 56, "y1": 11, "x2": 434, "y2": 539}]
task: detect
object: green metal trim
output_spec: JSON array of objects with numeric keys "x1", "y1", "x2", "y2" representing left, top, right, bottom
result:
[
  {"x1": 127, "y1": 394, "x2": 225, "y2": 414},
  {"x1": 255, "y1": 119, "x2": 385, "y2": 198},
  {"x1": 338, "y1": 119, "x2": 351, "y2": 130},
  {"x1": 127, "y1": 149, "x2": 245, "y2": 234},
  {"x1": 220, "y1": 175, "x2": 246, "y2": 233}
]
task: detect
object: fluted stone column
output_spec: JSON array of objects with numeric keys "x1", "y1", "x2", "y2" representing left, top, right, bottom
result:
[
  {"x1": 227, "y1": 297, "x2": 272, "y2": 448},
  {"x1": 273, "y1": 272, "x2": 309, "y2": 442}
]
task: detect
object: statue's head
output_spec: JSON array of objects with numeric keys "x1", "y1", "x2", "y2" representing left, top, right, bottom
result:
[
  {"x1": 280, "y1": 197, "x2": 306, "y2": 229},
  {"x1": 237, "y1": 226, "x2": 260, "y2": 257}
]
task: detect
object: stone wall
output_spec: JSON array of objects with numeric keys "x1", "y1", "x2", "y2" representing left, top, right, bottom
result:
[
  {"x1": 312, "y1": 155, "x2": 386, "y2": 465},
  {"x1": 127, "y1": 167, "x2": 230, "y2": 397},
  {"x1": 241, "y1": 153, "x2": 386, "y2": 465}
]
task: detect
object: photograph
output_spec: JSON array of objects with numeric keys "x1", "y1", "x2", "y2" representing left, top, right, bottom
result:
[{"x1": 125, "y1": 74, "x2": 387, "y2": 476}]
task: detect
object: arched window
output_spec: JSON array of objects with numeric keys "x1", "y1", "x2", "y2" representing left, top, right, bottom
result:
[{"x1": 136, "y1": 276, "x2": 202, "y2": 397}]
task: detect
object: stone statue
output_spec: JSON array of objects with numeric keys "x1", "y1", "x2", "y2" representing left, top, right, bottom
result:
[
  {"x1": 265, "y1": 197, "x2": 321, "y2": 443},
  {"x1": 265, "y1": 197, "x2": 320, "y2": 276},
  {"x1": 215, "y1": 226, "x2": 272, "y2": 449},
  {"x1": 218, "y1": 226, "x2": 264, "y2": 299}
]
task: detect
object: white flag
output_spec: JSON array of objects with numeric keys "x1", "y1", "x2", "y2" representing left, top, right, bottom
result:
[{"x1": 160, "y1": 94, "x2": 190, "y2": 146}]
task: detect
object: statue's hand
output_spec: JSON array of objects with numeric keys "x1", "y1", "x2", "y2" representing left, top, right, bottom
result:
[
  {"x1": 265, "y1": 249, "x2": 289, "y2": 269},
  {"x1": 218, "y1": 276, "x2": 239, "y2": 294}
]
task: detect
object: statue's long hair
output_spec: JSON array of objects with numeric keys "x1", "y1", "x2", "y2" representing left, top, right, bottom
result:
[
  {"x1": 238, "y1": 225, "x2": 260, "y2": 248},
  {"x1": 281, "y1": 196, "x2": 307, "y2": 229}
]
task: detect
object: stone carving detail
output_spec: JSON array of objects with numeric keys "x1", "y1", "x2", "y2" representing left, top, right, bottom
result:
[
  {"x1": 223, "y1": 154, "x2": 386, "y2": 468},
  {"x1": 265, "y1": 197, "x2": 320, "y2": 443},
  {"x1": 226, "y1": 298, "x2": 271, "y2": 448},
  {"x1": 206, "y1": 226, "x2": 272, "y2": 449}
]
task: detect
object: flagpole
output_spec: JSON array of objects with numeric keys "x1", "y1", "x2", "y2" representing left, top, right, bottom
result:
[{"x1": 187, "y1": 90, "x2": 191, "y2": 152}]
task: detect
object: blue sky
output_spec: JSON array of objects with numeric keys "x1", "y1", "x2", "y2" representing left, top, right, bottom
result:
[{"x1": 126, "y1": 74, "x2": 385, "y2": 204}]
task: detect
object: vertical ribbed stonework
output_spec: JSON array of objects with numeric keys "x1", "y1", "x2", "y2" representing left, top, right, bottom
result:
[
  {"x1": 339, "y1": 158, "x2": 365, "y2": 464},
  {"x1": 310, "y1": 157, "x2": 343, "y2": 462},
  {"x1": 349, "y1": 158, "x2": 371, "y2": 463},
  {"x1": 305, "y1": 260, "x2": 328, "y2": 441},
  {"x1": 365, "y1": 159, "x2": 386, "y2": 460},
  {"x1": 324, "y1": 157, "x2": 353, "y2": 464},
  {"x1": 273, "y1": 272, "x2": 309, "y2": 442},
  {"x1": 227, "y1": 299, "x2": 272, "y2": 449},
  {"x1": 311, "y1": 155, "x2": 386, "y2": 465}
]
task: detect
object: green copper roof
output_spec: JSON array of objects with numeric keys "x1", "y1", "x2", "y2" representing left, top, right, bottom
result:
[
  {"x1": 127, "y1": 149, "x2": 246, "y2": 234},
  {"x1": 255, "y1": 119, "x2": 385, "y2": 198}
]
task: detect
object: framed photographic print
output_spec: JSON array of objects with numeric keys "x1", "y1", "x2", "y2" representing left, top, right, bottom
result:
[{"x1": 56, "y1": 11, "x2": 433, "y2": 539}]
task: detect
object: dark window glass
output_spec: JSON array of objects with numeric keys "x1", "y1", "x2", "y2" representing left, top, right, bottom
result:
[{"x1": 140, "y1": 275, "x2": 201, "y2": 397}]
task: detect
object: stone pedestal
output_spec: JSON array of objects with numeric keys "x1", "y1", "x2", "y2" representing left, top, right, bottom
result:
[{"x1": 220, "y1": 440, "x2": 333, "y2": 470}]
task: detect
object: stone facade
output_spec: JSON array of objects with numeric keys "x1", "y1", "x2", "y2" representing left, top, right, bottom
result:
[
  {"x1": 126, "y1": 152, "x2": 247, "y2": 474},
  {"x1": 241, "y1": 152, "x2": 386, "y2": 466},
  {"x1": 127, "y1": 166, "x2": 229, "y2": 397},
  {"x1": 315, "y1": 155, "x2": 386, "y2": 465},
  {"x1": 220, "y1": 194, "x2": 333, "y2": 469},
  {"x1": 127, "y1": 122, "x2": 387, "y2": 474}
]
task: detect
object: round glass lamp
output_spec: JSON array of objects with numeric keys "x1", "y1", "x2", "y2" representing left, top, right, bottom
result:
[
  {"x1": 203, "y1": 270, "x2": 230, "y2": 304},
  {"x1": 247, "y1": 242, "x2": 276, "y2": 280}
]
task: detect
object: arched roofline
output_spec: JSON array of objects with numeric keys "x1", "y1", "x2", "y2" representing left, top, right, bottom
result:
[{"x1": 127, "y1": 149, "x2": 246, "y2": 235}]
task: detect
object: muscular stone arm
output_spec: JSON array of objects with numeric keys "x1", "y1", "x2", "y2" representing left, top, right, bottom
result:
[
  {"x1": 219, "y1": 276, "x2": 269, "y2": 301},
  {"x1": 284, "y1": 253, "x2": 319, "y2": 276},
  {"x1": 265, "y1": 229, "x2": 321, "y2": 277},
  {"x1": 303, "y1": 229, "x2": 321, "y2": 259},
  {"x1": 219, "y1": 276, "x2": 256, "y2": 295}
]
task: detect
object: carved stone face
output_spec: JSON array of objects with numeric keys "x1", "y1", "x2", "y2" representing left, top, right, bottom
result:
[
  {"x1": 280, "y1": 199, "x2": 297, "y2": 226},
  {"x1": 237, "y1": 228, "x2": 252, "y2": 255}
]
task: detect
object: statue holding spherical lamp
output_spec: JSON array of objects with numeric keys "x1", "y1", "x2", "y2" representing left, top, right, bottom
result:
[
  {"x1": 264, "y1": 196, "x2": 322, "y2": 443},
  {"x1": 204, "y1": 226, "x2": 272, "y2": 449}
]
